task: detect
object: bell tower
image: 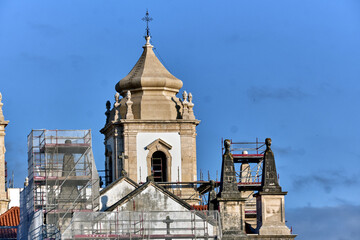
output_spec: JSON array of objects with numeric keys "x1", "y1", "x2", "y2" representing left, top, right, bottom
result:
[
  {"x1": 100, "y1": 16, "x2": 200, "y2": 203},
  {"x1": 0, "y1": 93, "x2": 9, "y2": 214}
]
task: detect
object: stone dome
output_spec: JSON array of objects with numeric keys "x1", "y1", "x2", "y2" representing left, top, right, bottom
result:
[
  {"x1": 115, "y1": 36, "x2": 183, "y2": 96},
  {"x1": 114, "y1": 36, "x2": 185, "y2": 120}
]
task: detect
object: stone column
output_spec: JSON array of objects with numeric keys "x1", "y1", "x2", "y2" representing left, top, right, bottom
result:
[
  {"x1": 217, "y1": 139, "x2": 246, "y2": 239},
  {"x1": 179, "y1": 122, "x2": 199, "y2": 205},
  {"x1": 0, "y1": 93, "x2": 9, "y2": 214},
  {"x1": 255, "y1": 138, "x2": 291, "y2": 235},
  {"x1": 123, "y1": 124, "x2": 137, "y2": 182}
]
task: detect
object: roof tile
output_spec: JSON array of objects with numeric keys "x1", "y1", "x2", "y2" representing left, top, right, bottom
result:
[{"x1": 0, "y1": 207, "x2": 20, "y2": 226}]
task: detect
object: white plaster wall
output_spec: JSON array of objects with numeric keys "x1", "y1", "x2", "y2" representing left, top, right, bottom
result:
[
  {"x1": 8, "y1": 188, "x2": 21, "y2": 208},
  {"x1": 99, "y1": 180, "x2": 136, "y2": 211},
  {"x1": 137, "y1": 132, "x2": 181, "y2": 183},
  {"x1": 116, "y1": 185, "x2": 187, "y2": 212},
  {"x1": 114, "y1": 185, "x2": 217, "y2": 237}
]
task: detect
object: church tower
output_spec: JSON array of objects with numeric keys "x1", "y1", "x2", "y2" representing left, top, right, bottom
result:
[
  {"x1": 0, "y1": 93, "x2": 9, "y2": 214},
  {"x1": 100, "y1": 26, "x2": 200, "y2": 203}
]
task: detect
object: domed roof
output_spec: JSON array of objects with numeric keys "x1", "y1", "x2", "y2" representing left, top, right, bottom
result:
[{"x1": 115, "y1": 36, "x2": 183, "y2": 95}]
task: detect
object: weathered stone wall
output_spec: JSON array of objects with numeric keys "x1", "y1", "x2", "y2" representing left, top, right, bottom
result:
[
  {"x1": 99, "y1": 179, "x2": 136, "y2": 211},
  {"x1": 116, "y1": 185, "x2": 188, "y2": 212}
]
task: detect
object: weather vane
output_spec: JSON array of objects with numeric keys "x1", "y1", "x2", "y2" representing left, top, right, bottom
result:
[{"x1": 142, "y1": 10, "x2": 153, "y2": 37}]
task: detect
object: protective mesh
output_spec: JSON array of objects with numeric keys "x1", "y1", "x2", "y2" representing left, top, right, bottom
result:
[
  {"x1": 21, "y1": 129, "x2": 100, "y2": 238},
  {"x1": 62, "y1": 211, "x2": 222, "y2": 239}
]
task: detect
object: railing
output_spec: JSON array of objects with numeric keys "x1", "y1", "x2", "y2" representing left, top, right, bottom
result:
[
  {"x1": 230, "y1": 139, "x2": 265, "y2": 155},
  {"x1": 221, "y1": 138, "x2": 265, "y2": 155},
  {"x1": 39, "y1": 129, "x2": 92, "y2": 150},
  {"x1": 62, "y1": 211, "x2": 222, "y2": 239},
  {"x1": 235, "y1": 160, "x2": 263, "y2": 186}
]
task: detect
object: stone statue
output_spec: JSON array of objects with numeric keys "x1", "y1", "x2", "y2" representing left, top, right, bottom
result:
[
  {"x1": 188, "y1": 92, "x2": 192, "y2": 103},
  {"x1": 106, "y1": 101, "x2": 111, "y2": 111},
  {"x1": 265, "y1": 138, "x2": 272, "y2": 150},
  {"x1": 182, "y1": 91, "x2": 188, "y2": 103},
  {"x1": 187, "y1": 92, "x2": 195, "y2": 120},
  {"x1": 114, "y1": 93, "x2": 121, "y2": 121},
  {"x1": 182, "y1": 91, "x2": 189, "y2": 119},
  {"x1": 115, "y1": 92, "x2": 120, "y2": 103},
  {"x1": 224, "y1": 139, "x2": 231, "y2": 154},
  {"x1": 105, "y1": 101, "x2": 111, "y2": 124},
  {"x1": 126, "y1": 90, "x2": 131, "y2": 100},
  {"x1": 125, "y1": 91, "x2": 134, "y2": 119},
  {"x1": 0, "y1": 92, "x2": 4, "y2": 122}
]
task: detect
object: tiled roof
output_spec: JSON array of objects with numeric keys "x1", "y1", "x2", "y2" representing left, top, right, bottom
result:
[
  {"x1": 0, "y1": 207, "x2": 20, "y2": 226},
  {"x1": 192, "y1": 205, "x2": 208, "y2": 211}
]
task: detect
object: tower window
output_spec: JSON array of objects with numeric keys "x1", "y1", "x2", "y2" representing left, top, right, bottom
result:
[
  {"x1": 106, "y1": 156, "x2": 113, "y2": 185},
  {"x1": 151, "y1": 151, "x2": 167, "y2": 182}
]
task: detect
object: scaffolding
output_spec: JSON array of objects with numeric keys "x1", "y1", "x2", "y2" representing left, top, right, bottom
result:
[
  {"x1": 25, "y1": 129, "x2": 100, "y2": 238},
  {"x1": 221, "y1": 138, "x2": 266, "y2": 227},
  {"x1": 62, "y1": 211, "x2": 222, "y2": 239}
]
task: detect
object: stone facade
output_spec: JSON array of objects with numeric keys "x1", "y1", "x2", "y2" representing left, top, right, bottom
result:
[
  {"x1": 0, "y1": 93, "x2": 9, "y2": 214},
  {"x1": 215, "y1": 139, "x2": 296, "y2": 239}
]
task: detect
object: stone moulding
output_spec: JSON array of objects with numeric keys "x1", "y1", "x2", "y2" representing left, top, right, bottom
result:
[{"x1": 145, "y1": 138, "x2": 173, "y2": 181}]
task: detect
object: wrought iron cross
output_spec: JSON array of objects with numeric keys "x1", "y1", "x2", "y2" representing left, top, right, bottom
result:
[
  {"x1": 162, "y1": 215, "x2": 174, "y2": 235},
  {"x1": 142, "y1": 10, "x2": 153, "y2": 37}
]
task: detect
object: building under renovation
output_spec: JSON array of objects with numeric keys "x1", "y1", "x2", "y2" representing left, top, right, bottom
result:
[
  {"x1": 16, "y1": 12, "x2": 297, "y2": 240},
  {"x1": 18, "y1": 130, "x2": 99, "y2": 238}
]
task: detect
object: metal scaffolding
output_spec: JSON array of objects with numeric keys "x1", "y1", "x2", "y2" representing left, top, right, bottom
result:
[
  {"x1": 62, "y1": 211, "x2": 222, "y2": 239},
  {"x1": 25, "y1": 129, "x2": 100, "y2": 238},
  {"x1": 220, "y1": 138, "x2": 266, "y2": 227},
  {"x1": 233, "y1": 139, "x2": 265, "y2": 227}
]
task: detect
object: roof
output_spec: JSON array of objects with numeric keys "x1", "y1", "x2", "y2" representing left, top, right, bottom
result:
[
  {"x1": 100, "y1": 176, "x2": 138, "y2": 195},
  {"x1": 106, "y1": 180, "x2": 193, "y2": 212},
  {"x1": 115, "y1": 36, "x2": 183, "y2": 95},
  {"x1": 0, "y1": 207, "x2": 20, "y2": 226},
  {"x1": 192, "y1": 205, "x2": 208, "y2": 211},
  {"x1": 0, "y1": 227, "x2": 17, "y2": 239}
]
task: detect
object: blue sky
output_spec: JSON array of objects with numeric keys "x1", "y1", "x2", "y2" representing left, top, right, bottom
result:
[{"x1": 1, "y1": 1, "x2": 360, "y2": 239}]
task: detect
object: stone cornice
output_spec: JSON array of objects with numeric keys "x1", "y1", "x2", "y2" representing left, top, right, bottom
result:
[
  {"x1": 100, "y1": 119, "x2": 200, "y2": 134},
  {"x1": 0, "y1": 121, "x2": 9, "y2": 127}
]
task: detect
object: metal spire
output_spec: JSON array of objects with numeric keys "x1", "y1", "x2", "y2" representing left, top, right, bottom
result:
[{"x1": 142, "y1": 10, "x2": 153, "y2": 37}]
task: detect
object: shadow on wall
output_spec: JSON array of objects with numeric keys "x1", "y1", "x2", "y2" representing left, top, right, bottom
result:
[{"x1": 101, "y1": 195, "x2": 108, "y2": 211}]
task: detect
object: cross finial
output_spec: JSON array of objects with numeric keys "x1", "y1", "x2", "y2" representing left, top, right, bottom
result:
[{"x1": 142, "y1": 10, "x2": 153, "y2": 37}]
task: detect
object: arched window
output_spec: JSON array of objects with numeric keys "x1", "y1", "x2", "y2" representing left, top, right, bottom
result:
[{"x1": 151, "y1": 151, "x2": 167, "y2": 182}]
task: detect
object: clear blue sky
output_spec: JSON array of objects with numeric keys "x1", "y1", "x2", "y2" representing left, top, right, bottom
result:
[{"x1": 1, "y1": 1, "x2": 360, "y2": 239}]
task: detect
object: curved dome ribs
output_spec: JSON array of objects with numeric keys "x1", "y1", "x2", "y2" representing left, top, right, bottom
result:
[{"x1": 114, "y1": 36, "x2": 186, "y2": 120}]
